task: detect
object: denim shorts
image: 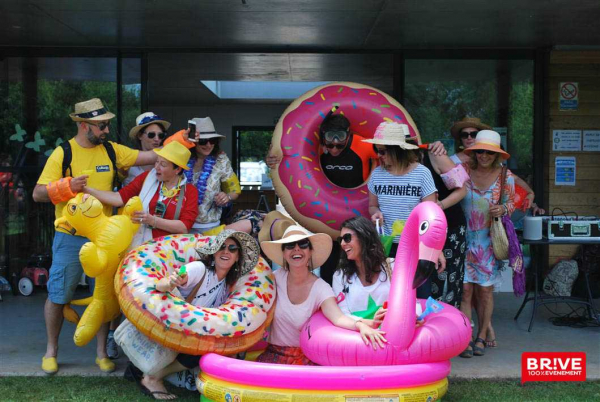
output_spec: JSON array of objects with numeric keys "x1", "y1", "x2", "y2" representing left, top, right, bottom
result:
[{"x1": 47, "y1": 232, "x2": 89, "y2": 304}]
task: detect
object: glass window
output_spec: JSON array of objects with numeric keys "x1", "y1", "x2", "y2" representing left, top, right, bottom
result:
[
  {"x1": 235, "y1": 129, "x2": 273, "y2": 187},
  {"x1": 404, "y1": 59, "x2": 534, "y2": 176}
]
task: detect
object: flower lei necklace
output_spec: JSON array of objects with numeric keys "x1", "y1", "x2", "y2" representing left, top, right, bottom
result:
[
  {"x1": 184, "y1": 155, "x2": 216, "y2": 205},
  {"x1": 160, "y1": 176, "x2": 182, "y2": 198}
]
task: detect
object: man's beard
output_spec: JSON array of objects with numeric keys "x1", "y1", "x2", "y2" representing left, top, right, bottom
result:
[{"x1": 86, "y1": 128, "x2": 105, "y2": 145}]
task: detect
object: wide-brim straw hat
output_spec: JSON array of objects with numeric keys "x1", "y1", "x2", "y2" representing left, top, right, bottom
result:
[
  {"x1": 129, "y1": 112, "x2": 171, "y2": 140},
  {"x1": 450, "y1": 117, "x2": 492, "y2": 140},
  {"x1": 362, "y1": 122, "x2": 419, "y2": 150},
  {"x1": 260, "y1": 225, "x2": 332, "y2": 268},
  {"x1": 258, "y1": 211, "x2": 297, "y2": 243},
  {"x1": 153, "y1": 141, "x2": 191, "y2": 170},
  {"x1": 69, "y1": 98, "x2": 116, "y2": 122},
  {"x1": 191, "y1": 117, "x2": 225, "y2": 140},
  {"x1": 196, "y1": 230, "x2": 260, "y2": 276},
  {"x1": 463, "y1": 130, "x2": 510, "y2": 160}
]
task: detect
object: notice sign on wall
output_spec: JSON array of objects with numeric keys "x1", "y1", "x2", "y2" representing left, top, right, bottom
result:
[
  {"x1": 583, "y1": 130, "x2": 600, "y2": 152},
  {"x1": 553, "y1": 130, "x2": 582, "y2": 151},
  {"x1": 559, "y1": 82, "x2": 578, "y2": 111},
  {"x1": 555, "y1": 157, "x2": 576, "y2": 186}
]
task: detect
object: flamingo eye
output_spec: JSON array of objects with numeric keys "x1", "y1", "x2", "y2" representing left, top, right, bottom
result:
[{"x1": 419, "y1": 221, "x2": 429, "y2": 235}]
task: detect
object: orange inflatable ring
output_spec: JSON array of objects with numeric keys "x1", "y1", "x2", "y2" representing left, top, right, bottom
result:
[
  {"x1": 270, "y1": 82, "x2": 421, "y2": 238},
  {"x1": 115, "y1": 233, "x2": 275, "y2": 355}
]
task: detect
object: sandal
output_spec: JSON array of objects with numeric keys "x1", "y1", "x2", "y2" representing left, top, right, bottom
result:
[
  {"x1": 486, "y1": 338, "x2": 498, "y2": 348},
  {"x1": 459, "y1": 341, "x2": 474, "y2": 358},
  {"x1": 473, "y1": 337, "x2": 486, "y2": 356}
]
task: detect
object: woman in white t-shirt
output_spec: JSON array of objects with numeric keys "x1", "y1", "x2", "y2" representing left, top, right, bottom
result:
[
  {"x1": 259, "y1": 225, "x2": 386, "y2": 365},
  {"x1": 135, "y1": 230, "x2": 259, "y2": 400},
  {"x1": 332, "y1": 216, "x2": 393, "y2": 321}
]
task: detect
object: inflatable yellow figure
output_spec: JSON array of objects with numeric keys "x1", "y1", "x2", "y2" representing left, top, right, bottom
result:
[{"x1": 55, "y1": 193, "x2": 143, "y2": 346}]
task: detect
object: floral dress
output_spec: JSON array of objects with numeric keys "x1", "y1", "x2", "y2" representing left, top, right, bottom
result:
[{"x1": 461, "y1": 168, "x2": 515, "y2": 287}]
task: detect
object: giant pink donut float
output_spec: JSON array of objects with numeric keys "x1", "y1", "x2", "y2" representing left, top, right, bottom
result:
[
  {"x1": 271, "y1": 82, "x2": 421, "y2": 238},
  {"x1": 300, "y1": 201, "x2": 472, "y2": 365},
  {"x1": 197, "y1": 203, "x2": 469, "y2": 401}
]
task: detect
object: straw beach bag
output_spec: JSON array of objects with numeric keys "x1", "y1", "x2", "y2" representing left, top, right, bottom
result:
[{"x1": 490, "y1": 167, "x2": 509, "y2": 260}]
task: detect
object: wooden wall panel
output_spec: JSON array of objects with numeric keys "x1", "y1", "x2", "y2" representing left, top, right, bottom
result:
[{"x1": 545, "y1": 50, "x2": 600, "y2": 265}]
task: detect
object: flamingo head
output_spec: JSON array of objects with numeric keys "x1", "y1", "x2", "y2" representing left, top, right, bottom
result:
[{"x1": 411, "y1": 202, "x2": 448, "y2": 289}]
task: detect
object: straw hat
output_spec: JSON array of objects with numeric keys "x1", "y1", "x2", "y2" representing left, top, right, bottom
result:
[
  {"x1": 191, "y1": 117, "x2": 225, "y2": 139},
  {"x1": 362, "y1": 122, "x2": 418, "y2": 150},
  {"x1": 260, "y1": 225, "x2": 332, "y2": 268},
  {"x1": 258, "y1": 211, "x2": 297, "y2": 243},
  {"x1": 450, "y1": 117, "x2": 492, "y2": 140},
  {"x1": 129, "y1": 112, "x2": 171, "y2": 140},
  {"x1": 196, "y1": 230, "x2": 260, "y2": 276},
  {"x1": 153, "y1": 142, "x2": 191, "y2": 170},
  {"x1": 69, "y1": 98, "x2": 115, "y2": 122},
  {"x1": 463, "y1": 130, "x2": 510, "y2": 160}
]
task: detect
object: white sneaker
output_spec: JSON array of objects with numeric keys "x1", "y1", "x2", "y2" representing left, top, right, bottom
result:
[{"x1": 106, "y1": 335, "x2": 120, "y2": 359}]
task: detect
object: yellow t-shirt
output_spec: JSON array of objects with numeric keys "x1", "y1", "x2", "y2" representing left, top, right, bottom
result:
[{"x1": 37, "y1": 139, "x2": 139, "y2": 234}]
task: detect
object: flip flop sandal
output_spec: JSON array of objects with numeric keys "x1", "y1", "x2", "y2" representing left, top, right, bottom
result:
[
  {"x1": 486, "y1": 338, "x2": 498, "y2": 348},
  {"x1": 459, "y1": 341, "x2": 474, "y2": 358},
  {"x1": 473, "y1": 337, "x2": 486, "y2": 356},
  {"x1": 140, "y1": 383, "x2": 178, "y2": 400}
]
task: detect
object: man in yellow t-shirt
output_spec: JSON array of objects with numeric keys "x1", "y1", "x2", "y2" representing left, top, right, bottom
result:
[{"x1": 33, "y1": 98, "x2": 159, "y2": 375}]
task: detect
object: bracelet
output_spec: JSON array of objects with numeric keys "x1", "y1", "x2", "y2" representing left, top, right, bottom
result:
[
  {"x1": 502, "y1": 204, "x2": 509, "y2": 215},
  {"x1": 354, "y1": 319, "x2": 363, "y2": 330}
]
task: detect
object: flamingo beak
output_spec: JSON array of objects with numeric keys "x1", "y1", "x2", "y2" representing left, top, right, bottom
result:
[{"x1": 413, "y1": 259, "x2": 436, "y2": 289}]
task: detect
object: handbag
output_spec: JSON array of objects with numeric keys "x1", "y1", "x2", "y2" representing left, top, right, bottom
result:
[
  {"x1": 490, "y1": 167, "x2": 509, "y2": 260},
  {"x1": 115, "y1": 270, "x2": 206, "y2": 374}
]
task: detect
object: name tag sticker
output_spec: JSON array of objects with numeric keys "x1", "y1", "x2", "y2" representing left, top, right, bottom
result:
[{"x1": 96, "y1": 165, "x2": 110, "y2": 172}]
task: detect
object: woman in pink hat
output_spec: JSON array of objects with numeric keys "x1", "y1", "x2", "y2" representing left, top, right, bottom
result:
[{"x1": 458, "y1": 130, "x2": 515, "y2": 358}]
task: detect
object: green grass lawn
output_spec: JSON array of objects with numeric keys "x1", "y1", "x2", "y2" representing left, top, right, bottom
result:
[{"x1": 0, "y1": 377, "x2": 598, "y2": 401}]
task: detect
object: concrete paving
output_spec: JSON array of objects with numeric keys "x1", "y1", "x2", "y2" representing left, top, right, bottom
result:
[{"x1": 1, "y1": 289, "x2": 598, "y2": 379}]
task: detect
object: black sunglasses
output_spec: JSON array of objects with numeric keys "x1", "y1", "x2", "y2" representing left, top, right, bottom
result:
[
  {"x1": 474, "y1": 149, "x2": 497, "y2": 156},
  {"x1": 198, "y1": 138, "x2": 219, "y2": 146},
  {"x1": 337, "y1": 233, "x2": 352, "y2": 244},
  {"x1": 373, "y1": 146, "x2": 387, "y2": 156},
  {"x1": 146, "y1": 131, "x2": 166, "y2": 140},
  {"x1": 460, "y1": 131, "x2": 478, "y2": 139},
  {"x1": 325, "y1": 142, "x2": 346, "y2": 150},
  {"x1": 154, "y1": 201, "x2": 166, "y2": 218},
  {"x1": 89, "y1": 121, "x2": 110, "y2": 131},
  {"x1": 219, "y1": 243, "x2": 240, "y2": 253},
  {"x1": 282, "y1": 239, "x2": 311, "y2": 250}
]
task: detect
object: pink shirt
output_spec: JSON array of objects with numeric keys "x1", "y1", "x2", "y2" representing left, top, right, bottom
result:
[{"x1": 269, "y1": 268, "x2": 335, "y2": 347}]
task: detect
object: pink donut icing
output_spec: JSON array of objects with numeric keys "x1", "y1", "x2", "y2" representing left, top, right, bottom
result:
[{"x1": 273, "y1": 82, "x2": 420, "y2": 237}]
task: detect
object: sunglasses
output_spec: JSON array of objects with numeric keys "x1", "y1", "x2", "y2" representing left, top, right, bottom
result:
[
  {"x1": 474, "y1": 149, "x2": 497, "y2": 156},
  {"x1": 197, "y1": 138, "x2": 219, "y2": 146},
  {"x1": 325, "y1": 142, "x2": 346, "y2": 150},
  {"x1": 154, "y1": 201, "x2": 166, "y2": 218},
  {"x1": 219, "y1": 243, "x2": 240, "y2": 253},
  {"x1": 323, "y1": 130, "x2": 349, "y2": 143},
  {"x1": 145, "y1": 131, "x2": 166, "y2": 140},
  {"x1": 89, "y1": 121, "x2": 110, "y2": 131},
  {"x1": 373, "y1": 146, "x2": 387, "y2": 156},
  {"x1": 282, "y1": 239, "x2": 311, "y2": 250},
  {"x1": 460, "y1": 131, "x2": 479, "y2": 139},
  {"x1": 337, "y1": 233, "x2": 352, "y2": 244}
]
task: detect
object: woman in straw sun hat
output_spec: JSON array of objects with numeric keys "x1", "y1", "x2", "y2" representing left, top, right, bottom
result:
[
  {"x1": 363, "y1": 122, "x2": 439, "y2": 262},
  {"x1": 164, "y1": 117, "x2": 245, "y2": 236},
  {"x1": 123, "y1": 112, "x2": 172, "y2": 186},
  {"x1": 83, "y1": 141, "x2": 199, "y2": 248},
  {"x1": 449, "y1": 117, "x2": 492, "y2": 165},
  {"x1": 458, "y1": 130, "x2": 516, "y2": 358},
  {"x1": 136, "y1": 229, "x2": 259, "y2": 399},
  {"x1": 258, "y1": 225, "x2": 386, "y2": 365}
]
